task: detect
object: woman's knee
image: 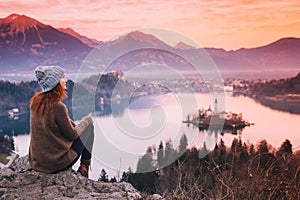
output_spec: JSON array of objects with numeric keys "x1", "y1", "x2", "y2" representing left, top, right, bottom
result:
[{"x1": 88, "y1": 124, "x2": 94, "y2": 138}]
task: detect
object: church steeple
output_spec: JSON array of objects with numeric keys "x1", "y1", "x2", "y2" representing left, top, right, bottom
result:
[{"x1": 214, "y1": 98, "x2": 218, "y2": 114}]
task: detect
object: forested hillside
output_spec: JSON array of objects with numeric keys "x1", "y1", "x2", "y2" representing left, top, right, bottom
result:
[
  {"x1": 0, "y1": 80, "x2": 38, "y2": 115},
  {"x1": 0, "y1": 71, "x2": 132, "y2": 118},
  {"x1": 248, "y1": 72, "x2": 300, "y2": 114},
  {"x1": 249, "y1": 72, "x2": 300, "y2": 96},
  {"x1": 0, "y1": 80, "x2": 72, "y2": 116}
]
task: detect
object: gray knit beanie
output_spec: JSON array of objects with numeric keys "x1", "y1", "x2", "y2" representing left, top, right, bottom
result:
[{"x1": 35, "y1": 66, "x2": 65, "y2": 92}]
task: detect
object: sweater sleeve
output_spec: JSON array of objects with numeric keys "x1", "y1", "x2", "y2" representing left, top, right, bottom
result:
[
  {"x1": 74, "y1": 116, "x2": 93, "y2": 135},
  {"x1": 54, "y1": 103, "x2": 93, "y2": 141}
]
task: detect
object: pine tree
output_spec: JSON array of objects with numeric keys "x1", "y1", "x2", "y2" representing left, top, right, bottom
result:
[
  {"x1": 249, "y1": 144, "x2": 255, "y2": 156},
  {"x1": 157, "y1": 141, "x2": 164, "y2": 167},
  {"x1": 134, "y1": 147, "x2": 158, "y2": 193},
  {"x1": 257, "y1": 140, "x2": 275, "y2": 169},
  {"x1": 239, "y1": 142, "x2": 249, "y2": 164},
  {"x1": 178, "y1": 133, "x2": 188, "y2": 156},
  {"x1": 136, "y1": 146, "x2": 154, "y2": 173},
  {"x1": 218, "y1": 139, "x2": 226, "y2": 165},
  {"x1": 120, "y1": 167, "x2": 133, "y2": 182},
  {"x1": 199, "y1": 142, "x2": 210, "y2": 159},
  {"x1": 257, "y1": 140, "x2": 269, "y2": 155},
  {"x1": 120, "y1": 171, "x2": 127, "y2": 182},
  {"x1": 110, "y1": 177, "x2": 117, "y2": 183},
  {"x1": 98, "y1": 169, "x2": 109, "y2": 182},
  {"x1": 231, "y1": 138, "x2": 239, "y2": 153},
  {"x1": 164, "y1": 139, "x2": 175, "y2": 166},
  {"x1": 276, "y1": 139, "x2": 293, "y2": 159}
]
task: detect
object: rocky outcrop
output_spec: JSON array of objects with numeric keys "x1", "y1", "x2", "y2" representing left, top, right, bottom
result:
[{"x1": 0, "y1": 156, "x2": 143, "y2": 200}]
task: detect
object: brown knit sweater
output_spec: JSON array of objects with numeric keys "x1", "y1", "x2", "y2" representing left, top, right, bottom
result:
[{"x1": 28, "y1": 101, "x2": 93, "y2": 173}]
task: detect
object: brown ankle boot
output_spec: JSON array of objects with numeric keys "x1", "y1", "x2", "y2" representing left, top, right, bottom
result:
[{"x1": 77, "y1": 163, "x2": 89, "y2": 178}]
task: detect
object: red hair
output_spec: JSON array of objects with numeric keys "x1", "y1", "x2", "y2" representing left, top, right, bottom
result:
[{"x1": 30, "y1": 82, "x2": 67, "y2": 116}]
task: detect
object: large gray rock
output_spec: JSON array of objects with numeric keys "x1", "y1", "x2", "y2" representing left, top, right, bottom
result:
[{"x1": 0, "y1": 156, "x2": 142, "y2": 200}]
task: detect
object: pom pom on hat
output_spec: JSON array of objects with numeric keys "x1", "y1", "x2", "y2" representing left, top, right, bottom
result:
[{"x1": 35, "y1": 66, "x2": 65, "y2": 92}]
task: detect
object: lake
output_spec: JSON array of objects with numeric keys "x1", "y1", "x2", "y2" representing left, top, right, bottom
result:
[{"x1": 4, "y1": 93, "x2": 300, "y2": 180}]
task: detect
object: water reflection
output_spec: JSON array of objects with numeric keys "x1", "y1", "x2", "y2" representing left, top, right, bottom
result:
[
  {"x1": 0, "y1": 113, "x2": 30, "y2": 136},
  {"x1": 5, "y1": 93, "x2": 300, "y2": 181},
  {"x1": 0, "y1": 99, "x2": 128, "y2": 136},
  {"x1": 198, "y1": 125, "x2": 244, "y2": 135},
  {"x1": 2, "y1": 93, "x2": 300, "y2": 150}
]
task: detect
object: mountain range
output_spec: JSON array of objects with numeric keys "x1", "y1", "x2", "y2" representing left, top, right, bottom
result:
[
  {"x1": 0, "y1": 13, "x2": 299, "y2": 79},
  {"x1": 0, "y1": 14, "x2": 91, "y2": 73}
]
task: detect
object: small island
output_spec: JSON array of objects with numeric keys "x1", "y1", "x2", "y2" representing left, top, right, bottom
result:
[{"x1": 183, "y1": 99, "x2": 253, "y2": 134}]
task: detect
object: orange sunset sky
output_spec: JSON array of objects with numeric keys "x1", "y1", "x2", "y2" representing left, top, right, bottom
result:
[{"x1": 1, "y1": 0, "x2": 300, "y2": 50}]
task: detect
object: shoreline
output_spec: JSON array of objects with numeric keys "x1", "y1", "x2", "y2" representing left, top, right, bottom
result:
[
  {"x1": 1, "y1": 92, "x2": 300, "y2": 118},
  {"x1": 233, "y1": 91, "x2": 300, "y2": 115},
  {"x1": 254, "y1": 95, "x2": 300, "y2": 115}
]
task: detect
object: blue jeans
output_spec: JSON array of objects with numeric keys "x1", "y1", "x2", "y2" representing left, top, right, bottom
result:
[{"x1": 68, "y1": 124, "x2": 94, "y2": 168}]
